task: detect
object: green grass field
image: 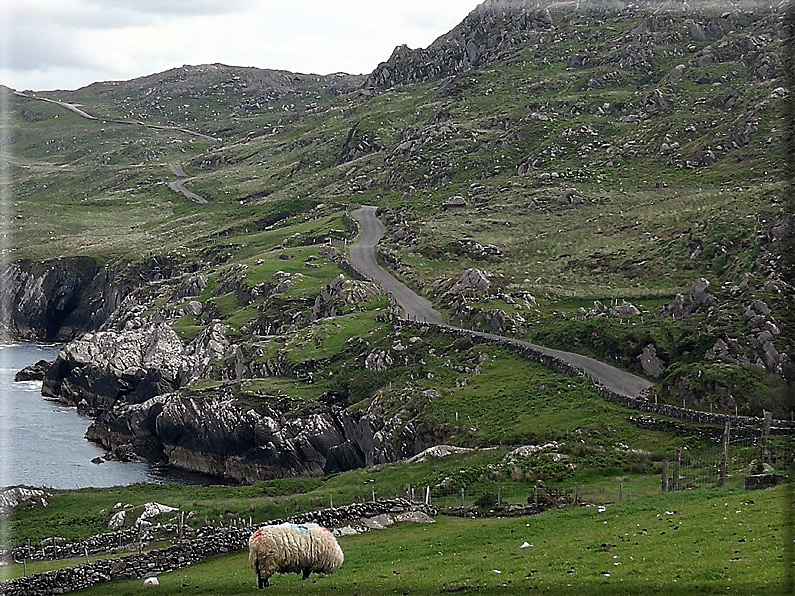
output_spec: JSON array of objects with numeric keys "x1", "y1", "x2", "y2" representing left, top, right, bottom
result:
[{"x1": 60, "y1": 485, "x2": 792, "y2": 595}]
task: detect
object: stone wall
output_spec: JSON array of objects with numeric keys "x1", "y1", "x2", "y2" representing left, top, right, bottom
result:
[
  {"x1": 0, "y1": 499, "x2": 435, "y2": 596},
  {"x1": 396, "y1": 320, "x2": 795, "y2": 432}
]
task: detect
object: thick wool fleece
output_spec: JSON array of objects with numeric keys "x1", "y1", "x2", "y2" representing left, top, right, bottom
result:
[{"x1": 248, "y1": 523, "x2": 344, "y2": 588}]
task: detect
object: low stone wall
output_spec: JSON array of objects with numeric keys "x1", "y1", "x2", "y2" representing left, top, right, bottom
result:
[
  {"x1": 396, "y1": 319, "x2": 795, "y2": 432},
  {"x1": 2, "y1": 527, "x2": 154, "y2": 563},
  {"x1": 338, "y1": 258, "x2": 369, "y2": 283},
  {"x1": 0, "y1": 499, "x2": 435, "y2": 596}
]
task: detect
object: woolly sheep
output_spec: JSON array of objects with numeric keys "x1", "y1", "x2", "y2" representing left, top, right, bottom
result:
[{"x1": 248, "y1": 522, "x2": 344, "y2": 588}]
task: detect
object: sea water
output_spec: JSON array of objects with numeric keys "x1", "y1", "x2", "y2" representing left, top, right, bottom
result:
[{"x1": 0, "y1": 343, "x2": 215, "y2": 488}]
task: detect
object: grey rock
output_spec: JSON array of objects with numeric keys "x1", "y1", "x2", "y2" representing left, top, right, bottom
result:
[
  {"x1": 751, "y1": 299, "x2": 772, "y2": 317},
  {"x1": 365, "y1": 350, "x2": 393, "y2": 372},
  {"x1": 185, "y1": 301, "x2": 203, "y2": 317},
  {"x1": 690, "y1": 278, "x2": 715, "y2": 308},
  {"x1": 687, "y1": 20, "x2": 708, "y2": 42},
  {"x1": 558, "y1": 188, "x2": 584, "y2": 205},
  {"x1": 443, "y1": 269, "x2": 492, "y2": 297},
  {"x1": 443, "y1": 195, "x2": 467, "y2": 210},
  {"x1": 669, "y1": 64, "x2": 685, "y2": 82},
  {"x1": 108, "y1": 510, "x2": 127, "y2": 530},
  {"x1": 638, "y1": 345, "x2": 665, "y2": 378},
  {"x1": 765, "y1": 321, "x2": 780, "y2": 336},
  {"x1": 173, "y1": 274, "x2": 207, "y2": 300},
  {"x1": 612, "y1": 301, "x2": 641, "y2": 317}
]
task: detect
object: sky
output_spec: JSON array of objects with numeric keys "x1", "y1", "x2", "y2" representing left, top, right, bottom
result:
[{"x1": 0, "y1": 0, "x2": 479, "y2": 92}]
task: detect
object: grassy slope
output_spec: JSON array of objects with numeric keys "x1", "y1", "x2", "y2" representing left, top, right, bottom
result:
[
  {"x1": 2, "y1": 9, "x2": 793, "y2": 592},
  {"x1": 62, "y1": 485, "x2": 792, "y2": 595}
]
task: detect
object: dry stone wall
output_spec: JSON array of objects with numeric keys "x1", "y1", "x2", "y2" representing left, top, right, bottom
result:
[
  {"x1": 0, "y1": 499, "x2": 435, "y2": 596},
  {"x1": 396, "y1": 320, "x2": 795, "y2": 432}
]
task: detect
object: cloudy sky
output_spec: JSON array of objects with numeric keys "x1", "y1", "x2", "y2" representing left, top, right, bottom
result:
[{"x1": 0, "y1": 0, "x2": 478, "y2": 92}]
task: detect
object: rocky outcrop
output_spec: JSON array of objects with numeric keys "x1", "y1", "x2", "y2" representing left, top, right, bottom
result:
[
  {"x1": 366, "y1": 2, "x2": 553, "y2": 89},
  {"x1": 42, "y1": 323, "x2": 228, "y2": 412},
  {"x1": 0, "y1": 487, "x2": 49, "y2": 516},
  {"x1": 86, "y1": 389, "x2": 425, "y2": 483},
  {"x1": 0, "y1": 257, "x2": 120, "y2": 341},
  {"x1": 311, "y1": 274, "x2": 380, "y2": 321},
  {"x1": 14, "y1": 359, "x2": 51, "y2": 382}
]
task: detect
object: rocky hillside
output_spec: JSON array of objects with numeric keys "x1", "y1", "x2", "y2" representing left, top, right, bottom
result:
[{"x1": 2, "y1": 0, "x2": 792, "y2": 483}]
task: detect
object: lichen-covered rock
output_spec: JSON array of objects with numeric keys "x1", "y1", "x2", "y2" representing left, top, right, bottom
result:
[
  {"x1": 638, "y1": 344, "x2": 665, "y2": 378},
  {"x1": 42, "y1": 323, "x2": 228, "y2": 411},
  {"x1": 0, "y1": 487, "x2": 50, "y2": 515}
]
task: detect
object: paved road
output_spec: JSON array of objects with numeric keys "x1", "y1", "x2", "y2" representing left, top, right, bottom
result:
[
  {"x1": 167, "y1": 164, "x2": 207, "y2": 204},
  {"x1": 350, "y1": 206, "x2": 444, "y2": 325},
  {"x1": 350, "y1": 205, "x2": 652, "y2": 398}
]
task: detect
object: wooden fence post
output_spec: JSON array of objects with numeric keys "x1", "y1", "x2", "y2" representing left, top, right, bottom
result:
[
  {"x1": 719, "y1": 421, "x2": 730, "y2": 487},
  {"x1": 760, "y1": 410, "x2": 772, "y2": 464},
  {"x1": 673, "y1": 448, "x2": 682, "y2": 492},
  {"x1": 661, "y1": 459, "x2": 669, "y2": 492}
]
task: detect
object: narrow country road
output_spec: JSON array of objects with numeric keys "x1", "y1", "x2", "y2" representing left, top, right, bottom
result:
[
  {"x1": 350, "y1": 206, "x2": 653, "y2": 398},
  {"x1": 350, "y1": 207, "x2": 444, "y2": 325},
  {"x1": 14, "y1": 91, "x2": 219, "y2": 142},
  {"x1": 167, "y1": 164, "x2": 208, "y2": 204}
]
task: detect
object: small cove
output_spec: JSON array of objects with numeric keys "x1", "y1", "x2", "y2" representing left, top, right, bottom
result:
[{"x1": 0, "y1": 343, "x2": 216, "y2": 489}]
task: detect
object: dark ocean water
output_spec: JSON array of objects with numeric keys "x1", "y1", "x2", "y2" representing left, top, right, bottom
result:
[{"x1": 0, "y1": 343, "x2": 215, "y2": 489}]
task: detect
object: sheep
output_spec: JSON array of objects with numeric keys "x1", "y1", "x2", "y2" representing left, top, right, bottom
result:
[{"x1": 248, "y1": 522, "x2": 344, "y2": 588}]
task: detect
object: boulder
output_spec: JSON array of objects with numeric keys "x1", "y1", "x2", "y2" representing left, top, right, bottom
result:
[
  {"x1": 690, "y1": 278, "x2": 715, "y2": 308},
  {"x1": 558, "y1": 188, "x2": 584, "y2": 205},
  {"x1": 14, "y1": 359, "x2": 51, "y2": 381},
  {"x1": 443, "y1": 269, "x2": 492, "y2": 297},
  {"x1": 669, "y1": 64, "x2": 686, "y2": 82},
  {"x1": 108, "y1": 510, "x2": 127, "y2": 530},
  {"x1": 443, "y1": 195, "x2": 467, "y2": 210},
  {"x1": 638, "y1": 344, "x2": 665, "y2": 378},
  {"x1": 612, "y1": 301, "x2": 641, "y2": 318}
]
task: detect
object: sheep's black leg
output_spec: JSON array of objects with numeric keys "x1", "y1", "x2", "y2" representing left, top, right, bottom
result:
[
  {"x1": 255, "y1": 560, "x2": 266, "y2": 589},
  {"x1": 302, "y1": 569, "x2": 311, "y2": 580}
]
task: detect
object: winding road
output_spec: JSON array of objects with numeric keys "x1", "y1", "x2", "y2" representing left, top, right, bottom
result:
[
  {"x1": 167, "y1": 164, "x2": 207, "y2": 204},
  {"x1": 350, "y1": 206, "x2": 653, "y2": 399},
  {"x1": 14, "y1": 91, "x2": 219, "y2": 142}
]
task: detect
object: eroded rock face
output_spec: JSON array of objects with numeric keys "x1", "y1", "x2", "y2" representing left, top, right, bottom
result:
[
  {"x1": 42, "y1": 323, "x2": 229, "y2": 412},
  {"x1": 366, "y1": 2, "x2": 553, "y2": 89},
  {"x1": 0, "y1": 257, "x2": 120, "y2": 341},
  {"x1": 87, "y1": 391, "x2": 425, "y2": 483}
]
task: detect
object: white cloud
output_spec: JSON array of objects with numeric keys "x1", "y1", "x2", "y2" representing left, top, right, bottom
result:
[{"x1": 1, "y1": 0, "x2": 478, "y2": 91}]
